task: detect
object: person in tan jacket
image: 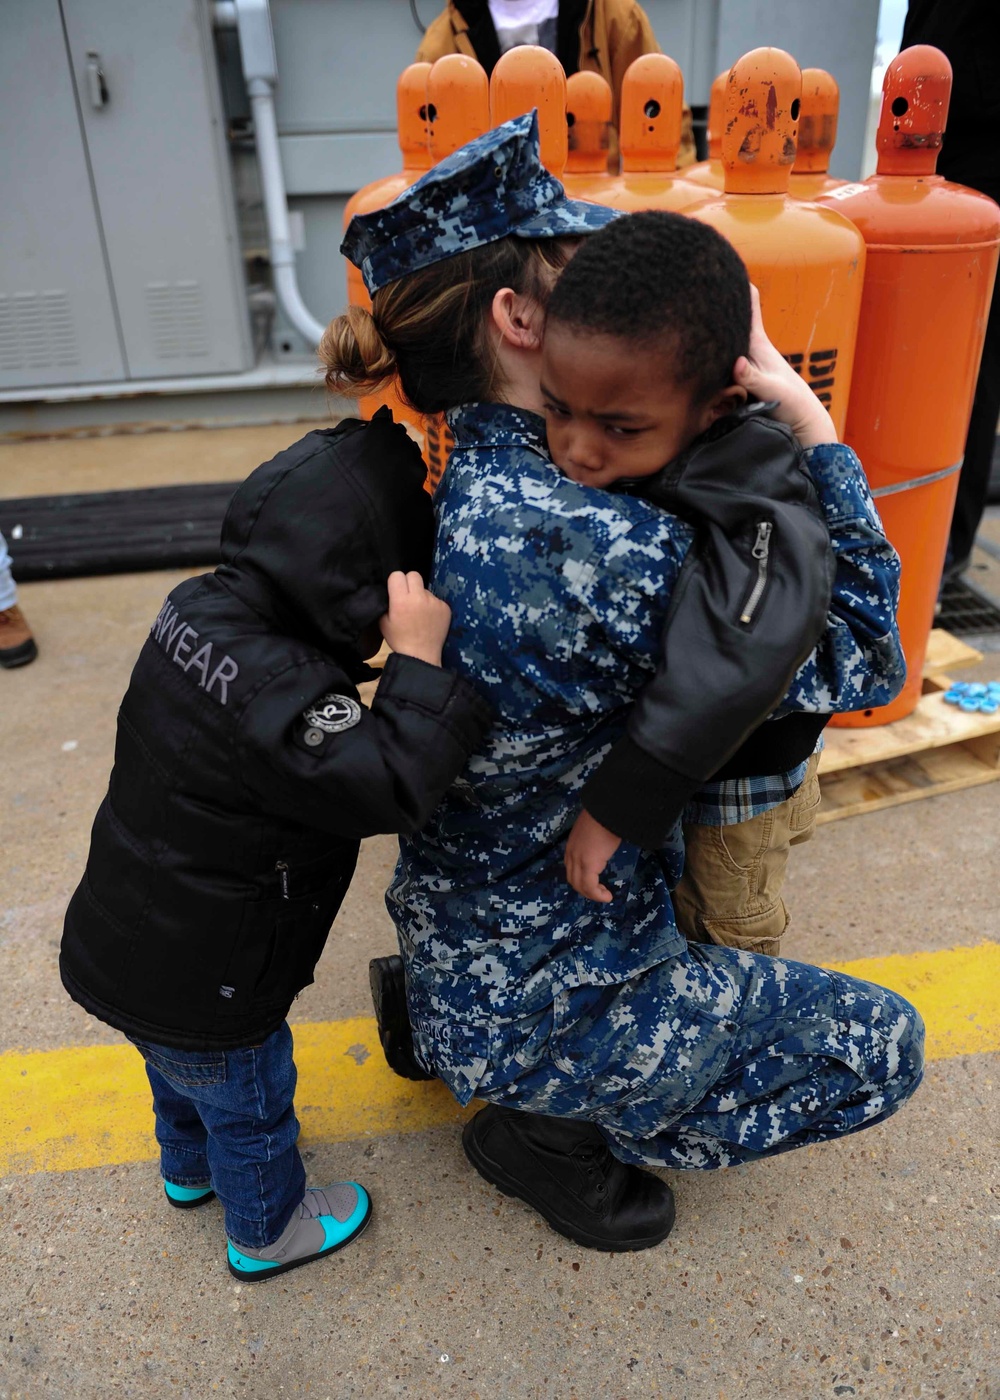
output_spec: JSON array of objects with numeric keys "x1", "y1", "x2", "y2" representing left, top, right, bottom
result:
[{"x1": 415, "y1": 0, "x2": 696, "y2": 166}]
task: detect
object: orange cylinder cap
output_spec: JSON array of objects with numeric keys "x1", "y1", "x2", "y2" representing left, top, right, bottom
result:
[
  {"x1": 427, "y1": 55, "x2": 490, "y2": 161},
  {"x1": 876, "y1": 44, "x2": 952, "y2": 176},
  {"x1": 706, "y1": 69, "x2": 727, "y2": 159},
  {"x1": 565, "y1": 71, "x2": 612, "y2": 173},
  {"x1": 397, "y1": 62, "x2": 433, "y2": 172},
  {"x1": 794, "y1": 68, "x2": 839, "y2": 174},
  {"x1": 490, "y1": 45, "x2": 568, "y2": 175},
  {"x1": 721, "y1": 47, "x2": 801, "y2": 195},
  {"x1": 619, "y1": 53, "x2": 685, "y2": 174}
]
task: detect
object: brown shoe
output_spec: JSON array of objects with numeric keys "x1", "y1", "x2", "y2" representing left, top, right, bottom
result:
[{"x1": 0, "y1": 604, "x2": 38, "y2": 668}]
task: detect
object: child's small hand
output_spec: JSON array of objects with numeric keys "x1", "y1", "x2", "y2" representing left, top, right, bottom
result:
[
  {"x1": 564, "y1": 808, "x2": 621, "y2": 903},
  {"x1": 379, "y1": 570, "x2": 451, "y2": 667},
  {"x1": 733, "y1": 286, "x2": 838, "y2": 448}
]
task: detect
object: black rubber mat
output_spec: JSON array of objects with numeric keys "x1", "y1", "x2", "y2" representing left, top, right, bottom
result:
[
  {"x1": 0, "y1": 483, "x2": 236, "y2": 581},
  {"x1": 937, "y1": 575, "x2": 1000, "y2": 635}
]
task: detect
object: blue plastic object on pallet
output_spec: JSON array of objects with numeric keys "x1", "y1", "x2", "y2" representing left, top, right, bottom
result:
[{"x1": 943, "y1": 681, "x2": 1000, "y2": 714}]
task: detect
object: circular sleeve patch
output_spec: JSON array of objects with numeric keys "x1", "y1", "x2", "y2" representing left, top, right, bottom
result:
[{"x1": 301, "y1": 694, "x2": 363, "y2": 733}]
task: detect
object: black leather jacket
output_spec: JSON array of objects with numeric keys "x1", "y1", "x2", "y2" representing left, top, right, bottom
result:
[
  {"x1": 582, "y1": 405, "x2": 835, "y2": 846},
  {"x1": 60, "y1": 411, "x2": 491, "y2": 1050}
]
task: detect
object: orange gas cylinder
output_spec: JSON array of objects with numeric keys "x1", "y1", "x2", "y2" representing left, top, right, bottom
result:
[
  {"x1": 342, "y1": 63, "x2": 432, "y2": 313},
  {"x1": 681, "y1": 70, "x2": 727, "y2": 191},
  {"x1": 341, "y1": 63, "x2": 432, "y2": 448},
  {"x1": 816, "y1": 45, "x2": 1000, "y2": 726},
  {"x1": 692, "y1": 48, "x2": 866, "y2": 437},
  {"x1": 788, "y1": 69, "x2": 845, "y2": 200},
  {"x1": 562, "y1": 71, "x2": 614, "y2": 200},
  {"x1": 427, "y1": 54, "x2": 490, "y2": 161},
  {"x1": 594, "y1": 55, "x2": 716, "y2": 215},
  {"x1": 490, "y1": 45, "x2": 568, "y2": 176}
]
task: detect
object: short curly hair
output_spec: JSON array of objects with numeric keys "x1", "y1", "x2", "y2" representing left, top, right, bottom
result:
[{"x1": 545, "y1": 209, "x2": 752, "y2": 404}]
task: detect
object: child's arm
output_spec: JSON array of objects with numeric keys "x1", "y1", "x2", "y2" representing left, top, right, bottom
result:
[
  {"x1": 236, "y1": 572, "x2": 492, "y2": 839},
  {"x1": 735, "y1": 291, "x2": 905, "y2": 716}
]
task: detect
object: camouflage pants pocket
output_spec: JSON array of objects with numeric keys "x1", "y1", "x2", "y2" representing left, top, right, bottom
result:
[{"x1": 481, "y1": 961, "x2": 741, "y2": 1126}]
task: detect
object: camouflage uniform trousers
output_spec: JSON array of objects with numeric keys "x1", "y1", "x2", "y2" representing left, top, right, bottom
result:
[{"x1": 461, "y1": 943, "x2": 924, "y2": 1170}]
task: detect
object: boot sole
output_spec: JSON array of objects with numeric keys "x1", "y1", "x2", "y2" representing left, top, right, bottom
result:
[
  {"x1": 368, "y1": 957, "x2": 434, "y2": 1082},
  {"x1": 226, "y1": 1194, "x2": 373, "y2": 1283},
  {"x1": 0, "y1": 639, "x2": 38, "y2": 669},
  {"x1": 165, "y1": 1187, "x2": 216, "y2": 1210},
  {"x1": 462, "y1": 1117, "x2": 675, "y2": 1253}
]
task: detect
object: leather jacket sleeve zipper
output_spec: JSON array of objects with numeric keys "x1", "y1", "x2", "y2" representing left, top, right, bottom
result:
[
  {"x1": 740, "y1": 521, "x2": 773, "y2": 624},
  {"x1": 276, "y1": 860, "x2": 290, "y2": 899}
]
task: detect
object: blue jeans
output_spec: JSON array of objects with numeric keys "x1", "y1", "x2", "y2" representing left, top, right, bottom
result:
[
  {"x1": 0, "y1": 530, "x2": 17, "y2": 612},
  {"x1": 128, "y1": 1022, "x2": 306, "y2": 1249}
]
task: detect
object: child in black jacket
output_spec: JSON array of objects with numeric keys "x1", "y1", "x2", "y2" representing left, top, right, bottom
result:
[{"x1": 60, "y1": 409, "x2": 491, "y2": 1282}]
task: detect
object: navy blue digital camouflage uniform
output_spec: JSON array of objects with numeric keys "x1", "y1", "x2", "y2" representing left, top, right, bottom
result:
[
  {"x1": 341, "y1": 111, "x2": 924, "y2": 1170},
  {"x1": 386, "y1": 405, "x2": 924, "y2": 1169}
]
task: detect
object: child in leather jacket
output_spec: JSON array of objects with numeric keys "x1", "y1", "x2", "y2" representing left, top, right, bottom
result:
[
  {"x1": 60, "y1": 409, "x2": 491, "y2": 1282},
  {"x1": 549, "y1": 211, "x2": 900, "y2": 949}
]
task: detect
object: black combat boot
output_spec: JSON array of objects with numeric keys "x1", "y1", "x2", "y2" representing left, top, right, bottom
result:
[
  {"x1": 462, "y1": 1103, "x2": 675, "y2": 1252},
  {"x1": 368, "y1": 954, "x2": 434, "y2": 1081}
]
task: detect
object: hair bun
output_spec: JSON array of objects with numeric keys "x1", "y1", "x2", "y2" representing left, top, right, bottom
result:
[{"x1": 319, "y1": 304, "x2": 397, "y2": 397}]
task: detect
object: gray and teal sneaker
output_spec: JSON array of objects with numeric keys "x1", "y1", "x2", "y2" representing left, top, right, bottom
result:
[
  {"x1": 164, "y1": 1179, "x2": 215, "y2": 1210},
  {"x1": 227, "y1": 1183, "x2": 372, "y2": 1283}
]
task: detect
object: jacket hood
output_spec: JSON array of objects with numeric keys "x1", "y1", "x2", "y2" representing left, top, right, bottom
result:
[{"x1": 216, "y1": 409, "x2": 433, "y2": 660}]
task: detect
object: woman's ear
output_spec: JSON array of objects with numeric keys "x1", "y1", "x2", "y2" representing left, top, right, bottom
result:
[{"x1": 491, "y1": 287, "x2": 545, "y2": 351}]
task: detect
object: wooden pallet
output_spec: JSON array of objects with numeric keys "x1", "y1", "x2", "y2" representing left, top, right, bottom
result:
[{"x1": 818, "y1": 629, "x2": 1000, "y2": 824}]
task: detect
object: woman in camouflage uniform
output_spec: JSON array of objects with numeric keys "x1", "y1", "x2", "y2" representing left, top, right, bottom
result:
[{"x1": 325, "y1": 113, "x2": 924, "y2": 1252}]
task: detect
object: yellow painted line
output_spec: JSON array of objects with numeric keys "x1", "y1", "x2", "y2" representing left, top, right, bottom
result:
[
  {"x1": 0, "y1": 1018, "x2": 471, "y2": 1178},
  {"x1": 1, "y1": 942, "x2": 998, "y2": 1178}
]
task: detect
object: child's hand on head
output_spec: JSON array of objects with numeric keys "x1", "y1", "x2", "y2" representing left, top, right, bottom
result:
[
  {"x1": 379, "y1": 571, "x2": 451, "y2": 667},
  {"x1": 564, "y1": 808, "x2": 621, "y2": 903},
  {"x1": 733, "y1": 286, "x2": 838, "y2": 449}
]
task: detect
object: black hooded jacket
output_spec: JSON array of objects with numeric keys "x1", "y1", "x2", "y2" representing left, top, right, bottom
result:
[{"x1": 60, "y1": 411, "x2": 492, "y2": 1050}]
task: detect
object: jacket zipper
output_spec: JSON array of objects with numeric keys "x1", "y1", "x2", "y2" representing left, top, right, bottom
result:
[
  {"x1": 740, "y1": 522, "x2": 773, "y2": 624},
  {"x1": 276, "y1": 860, "x2": 290, "y2": 900}
]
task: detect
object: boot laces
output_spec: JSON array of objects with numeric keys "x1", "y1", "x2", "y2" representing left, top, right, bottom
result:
[{"x1": 573, "y1": 1143, "x2": 610, "y2": 1196}]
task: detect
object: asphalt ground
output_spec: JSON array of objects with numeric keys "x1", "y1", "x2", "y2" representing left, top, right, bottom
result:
[{"x1": 1, "y1": 427, "x2": 998, "y2": 1400}]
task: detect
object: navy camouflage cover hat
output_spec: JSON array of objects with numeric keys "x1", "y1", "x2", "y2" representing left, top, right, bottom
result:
[{"x1": 341, "y1": 110, "x2": 619, "y2": 294}]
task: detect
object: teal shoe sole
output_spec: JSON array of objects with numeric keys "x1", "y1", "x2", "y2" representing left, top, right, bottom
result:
[
  {"x1": 164, "y1": 1180, "x2": 216, "y2": 1210},
  {"x1": 226, "y1": 1188, "x2": 373, "y2": 1283}
]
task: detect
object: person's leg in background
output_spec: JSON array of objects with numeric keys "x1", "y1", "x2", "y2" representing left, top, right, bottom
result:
[
  {"x1": 0, "y1": 528, "x2": 37, "y2": 669},
  {"x1": 947, "y1": 271, "x2": 1000, "y2": 576}
]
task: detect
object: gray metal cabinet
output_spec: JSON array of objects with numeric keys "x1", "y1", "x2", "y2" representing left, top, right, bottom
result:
[
  {"x1": 60, "y1": 0, "x2": 252, "y2": 378},
  {"x1": 1, "y1": 0, "x2": 252, "y2": 391},
  {"x1": 0, "y1": 0, "x2": 126, "y2": 389}
]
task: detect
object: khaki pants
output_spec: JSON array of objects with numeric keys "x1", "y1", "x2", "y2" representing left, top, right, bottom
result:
[{"x1": 671, "y1": 753, "x2": 822, "y2": 958}]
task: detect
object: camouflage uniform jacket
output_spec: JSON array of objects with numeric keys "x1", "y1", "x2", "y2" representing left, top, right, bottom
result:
[{"x1": 387, "y1": 402, "x2": 904, "y2": 1102}]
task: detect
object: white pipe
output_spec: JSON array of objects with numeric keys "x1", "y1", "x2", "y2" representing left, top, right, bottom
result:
[
  {"x1": 212, "y1": 2, "x2": 237, "y2": 29},
  {"x1": 246, "y1": 79, "x2": 327, "y2": 348}
]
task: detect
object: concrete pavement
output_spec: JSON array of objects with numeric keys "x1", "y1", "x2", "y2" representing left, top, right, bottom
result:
[{"x1": 1, "y1": 426, "x2": 997, "y2": 1400}]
